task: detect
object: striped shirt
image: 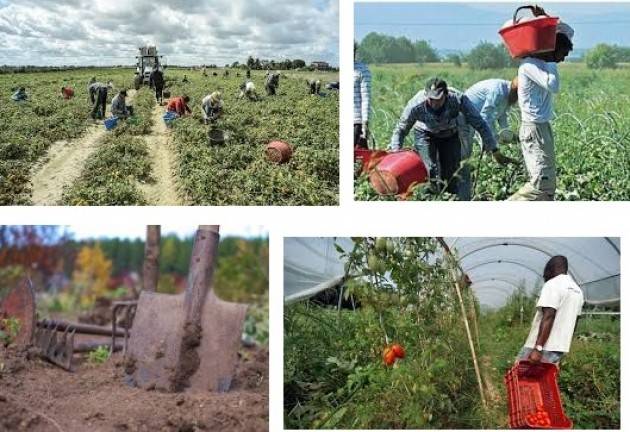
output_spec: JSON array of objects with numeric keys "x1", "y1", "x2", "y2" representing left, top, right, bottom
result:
[
  {"x1": 389, "y1": 89, "x2": 497, "y2": 152},
  {"x1": 354, "y1": 61, "x2": 371, "y2": 124}
]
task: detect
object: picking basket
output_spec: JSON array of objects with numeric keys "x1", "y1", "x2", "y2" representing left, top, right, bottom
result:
[
  {"x1": 354, "y1": 147, "x2": 388, "y2": 174},
  {"x1": 104, "y1": 116, "x2": 118, "y2": 131},
  {"x1": 504, "y1": 361, "x2": 572, "y2": 429},
  {"x1": 369, "y1": 150, "x2": 428, "y2": 196},
  {"x1": 499, "y1": 6, "x2": 559, "y2": 58},
  {"x1": 266, "y1": 140, "x2": 293, "y2": 163}
]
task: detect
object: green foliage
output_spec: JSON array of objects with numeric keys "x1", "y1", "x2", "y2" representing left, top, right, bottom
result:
[
  {"x1": 355, "y1": 63, "x2": 630, "y2": 201},
  {"x1": 60, "y1": 88, "x2": 155, "y2": 205},
  {"x1": 357, "y1": 32, "x2": 439, "y2": 64},
  {"x1": 445, "y1": 53, "x2": 462, "y2": 67},
  {"x1": 243, "y1": 291, "x2": 269, "y2": 346},
  {"x1": 285, "y1": 238, "x2": 487, "y2": 429},
  {"x1": 585, "y1": 44, "x2": 618, "y2": 69},
  {"x1": 466, "y1": 42, "x2": 516, "y2": 70},
  {"x1": 166, "y1": 69, "x2": 338, "y2": 205},
  {"x1": 0, "y1": 68, "x2": 134, "y2": 204},
  {"x1": 0, "y1": 317, "x2": 21, "y2": 346},
  {"x1": 87, "y1": 345, "x2": 110, "y2": 365}
]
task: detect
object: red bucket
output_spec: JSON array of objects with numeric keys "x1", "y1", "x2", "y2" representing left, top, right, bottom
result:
[
  {"x1": 504, "y1": 361, "x2": 572, "y2": 429},
  {"x1": 266, "y1": 141, "x2": 293, "y2": 163},
  {"x1": 354, "y1": 147, "x2": 388, "y2": 174},
  {"x1": 369, "y1": 150, "x2": 428, "y2": 196},
  {"x1": 499, "y1": 6, "x2": 559, "y2": 58}
]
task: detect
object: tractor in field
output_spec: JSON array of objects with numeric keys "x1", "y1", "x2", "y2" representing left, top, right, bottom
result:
[{"x1": 134, "y1": 46, "x2": 166, "y2": 90}]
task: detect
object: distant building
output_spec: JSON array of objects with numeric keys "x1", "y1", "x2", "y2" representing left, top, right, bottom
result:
[{"x1": 310, "y1": 61, "x2": 330, "y2": 70}]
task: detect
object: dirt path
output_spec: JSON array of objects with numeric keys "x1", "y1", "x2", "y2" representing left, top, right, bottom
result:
[
  {"x1": 139, "y1": 104, "x2": 183, "y2": 205},
  {"x1": 30, "y1": 90, "x2": 137, "y2": 206},
  {"x1": 0, "y1": 345, "x2": 268, "y2": 432}
]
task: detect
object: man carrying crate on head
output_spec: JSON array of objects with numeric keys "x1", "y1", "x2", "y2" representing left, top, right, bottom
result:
[
  {"x1": 508, "y1": 8, "x2": 574, "y2": 201},
  {"x1": 517, "y1": 255, "x2": 584, "y2": 364},
  {"x1": 354, "y1": 42, "x2": 371, "y2": 149}
]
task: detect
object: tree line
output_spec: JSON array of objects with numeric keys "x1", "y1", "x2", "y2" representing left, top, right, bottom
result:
[{"x1": 356, "y1": 32, "x2": 630, "y2": 69}]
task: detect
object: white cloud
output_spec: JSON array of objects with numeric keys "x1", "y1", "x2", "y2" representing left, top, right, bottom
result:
[{"x1": 0, "y1": 0, "x2": 338, "y2": 66}]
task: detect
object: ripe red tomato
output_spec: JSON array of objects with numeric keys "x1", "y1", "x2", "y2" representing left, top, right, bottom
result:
[
  {"x1": 391, "y1": 343, "x2": 405, "y2": 358},
  {"x1": 382, "y1": 347, "x2": 396, "y2": 366}
]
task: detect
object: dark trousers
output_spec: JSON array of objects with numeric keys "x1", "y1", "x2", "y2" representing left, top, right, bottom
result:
[
  {"x1": 155, "y1": 85, "x2": 163, "y2": 103},
  {"x1": 266, "y1": 84, "x2": 276, "y2": 96},
  {"x1": 427, "y1": 133, "x2": 461, "y2": 195},
  {"x1": 354, "y1": 123, "x2": 368, "y2": 148},
  {"x1": 91, "y1": 87, "x2": 108, "y2": 119}
]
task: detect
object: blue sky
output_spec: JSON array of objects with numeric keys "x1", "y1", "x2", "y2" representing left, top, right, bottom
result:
[{"x1": 355, "y1": 3, "x2": 630, "y2": 52}]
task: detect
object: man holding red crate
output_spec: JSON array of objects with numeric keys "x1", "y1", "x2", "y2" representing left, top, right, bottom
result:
[
  {"x1": 508, "y1": 7, "x2": 574, "y2": 201},
  {"x1": 518, "y1": 255, "x2": 584, "y2": 364}
]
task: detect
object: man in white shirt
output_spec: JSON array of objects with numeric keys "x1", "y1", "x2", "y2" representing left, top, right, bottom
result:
[
  {"x1": 518, "y1": 255, "x2": 584, "y2": 364},
  {"x1": 509, "y1": 18, "x2": 574, "y2": 201}
]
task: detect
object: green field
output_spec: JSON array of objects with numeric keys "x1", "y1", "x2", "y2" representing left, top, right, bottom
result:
[
  {"x1": 0, "y1": 67, "x2": 339, "y2": 205},
  {"x1": 355, "y1": 63, "x2": 630, "y2": 201}
]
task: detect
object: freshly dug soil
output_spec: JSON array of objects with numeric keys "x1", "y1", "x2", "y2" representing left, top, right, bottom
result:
[{"x1": 0, "y1": 344, "x2": 268, "y2": 432}]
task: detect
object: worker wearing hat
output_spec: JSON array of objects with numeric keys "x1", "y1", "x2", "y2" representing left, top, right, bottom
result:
[
  {"x1": 201, "y1": 91, "x2": 223, "y2": 124},
  {"x1": 459, "y1": 77, "x2": 520, "y2": 200},
  {"x1": 389, "y1": 77, "x2": 513, "y2": 196},
  {"x1": 509, "y1": 9, "x2": 574, "y2": 201}
]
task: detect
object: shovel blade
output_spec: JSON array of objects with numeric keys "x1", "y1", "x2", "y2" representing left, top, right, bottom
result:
[
  {"x1": 0, "y1": 278, "x2": 36, "y2": 346},
  {"x1": 126, "y1": 291, "x2": 247, "y2": 392}
]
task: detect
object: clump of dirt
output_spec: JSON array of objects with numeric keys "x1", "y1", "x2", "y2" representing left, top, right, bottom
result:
[
  {"x1": 170, "y1": 321, "x2": 202, "y2": 391},
  {"x1": 0, "y1": 343, "x2": 268, "y2": 431}
]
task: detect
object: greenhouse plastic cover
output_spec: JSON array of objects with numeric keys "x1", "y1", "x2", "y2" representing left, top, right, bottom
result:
[{"x1": 284, "y1": 237, "x2": 620, "y2": 308}]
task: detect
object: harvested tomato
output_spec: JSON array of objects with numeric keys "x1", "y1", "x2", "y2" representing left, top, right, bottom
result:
[
  {"x1": 383, "y1": 348, "x2": 396, "y2": 366},
  {"x1": 391, "y1": 343, "x2": 405, "y2": 358}
]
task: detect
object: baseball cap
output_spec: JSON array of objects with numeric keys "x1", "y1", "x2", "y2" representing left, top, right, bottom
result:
[{"x1": 425, "y1": 77, "x2": 448, "y2": 99}]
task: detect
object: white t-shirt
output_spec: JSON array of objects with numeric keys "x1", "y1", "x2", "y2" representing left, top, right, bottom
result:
[
  {"x1": 524, "y1": 273, "x2": 584, "y2": 352},
  {"x1": 518, "y1": 58, "x2": 559, "y2": 123}
]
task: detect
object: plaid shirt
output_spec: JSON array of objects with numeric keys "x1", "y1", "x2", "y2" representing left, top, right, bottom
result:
[
  {"x1": 354, "y1": 61, "x2": 371, "y2": 124},
  {"x1": 389, "y1": 89, "x2": 497, "y2": 152}
]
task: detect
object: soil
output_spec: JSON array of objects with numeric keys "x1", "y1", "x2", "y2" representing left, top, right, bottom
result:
[
  {"x1": 139, "y1": 104, "x2": 182, "y2": 205},
  {"x1": 0, "y1": 344, "x2": 268, "y2": 432},
  {"x1": 30, "y1": 90, "x2": 137, "y2": 205}
]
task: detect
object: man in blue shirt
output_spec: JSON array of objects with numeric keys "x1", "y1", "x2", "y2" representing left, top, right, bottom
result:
[
  {"x1": 389, "y1": 77, "x2": 513, "y2": 196},
  {"x1": 459, "y1": 78, "x2": 519, "y2": 200}
]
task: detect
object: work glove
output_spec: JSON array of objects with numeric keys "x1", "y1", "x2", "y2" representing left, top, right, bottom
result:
[
  {"x1": 492, "y1": 149, "x2": 518, "y2": 165},
  {"x1": 498, "y1": 129, "x2": 515, "y2": 144}
]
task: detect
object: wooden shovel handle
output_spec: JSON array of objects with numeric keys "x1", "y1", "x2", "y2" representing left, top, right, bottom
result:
[
  {"x1": 183, "y1": 225, "x2": 220, "y2": 325},
  {"x1": 143, "y1": 225, "x2": 161, "y2": 292}
]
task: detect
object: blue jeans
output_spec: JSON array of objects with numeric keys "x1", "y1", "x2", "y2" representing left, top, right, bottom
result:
[{"x1": 517, "y1": 346, "x2": 564, "y2": 364}]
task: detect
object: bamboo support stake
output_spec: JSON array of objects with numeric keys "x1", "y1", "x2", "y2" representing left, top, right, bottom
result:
[{"x1": 437, "y1": 237, "x2": 487, "y2": 409}]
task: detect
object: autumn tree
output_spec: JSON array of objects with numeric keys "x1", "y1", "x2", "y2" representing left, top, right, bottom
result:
[{"x1": 72, "y1": 243, "x2": 112, "y2": 308}]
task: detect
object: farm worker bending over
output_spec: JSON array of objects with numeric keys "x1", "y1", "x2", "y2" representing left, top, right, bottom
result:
[
  {"x1": 239, "y1": 80, "x2": 258, "y2": 101},
  {"x1": 201, "y1": 91, "x2": 223, "y2": 124},
  {"x1": 61, "y1": 86, "x2": 74, "y2": 100},
  {"x1": 149, "y1": 66, "x2": 165, "y2": 104},
  {"x1": 354, "y1": 42, "x2": 371, "y2": 149},
  {"x1": 458, "y1": 78, "x2": 519, "y2": 200},
  {"x1": 265, "y1": 72, "x2": 280, "y2": 96},
  {"x1": 308, "y1": 79, "x2": 321, "y2": 95},
  {"x1": 111, "y1": 89, "x2": 133, "y2": 119},
  {"x1": 166, "y1": 95, "x2": 192, "y2": 117},
  {"x1": 517, "y1": 255, "x2": 584, "y2": 364},
  {"x1": 389, "y1": 77, "x2": 510, "y2": 196},
  {"x1": 88, "y1": 79, "x2": 112, "y2": 120},
  {"x1": 11, "y1": 87, "x2": 27, "y2": 101},
  {"x1": 509, "y1": 16, "x2": 574, "y2": 201}
]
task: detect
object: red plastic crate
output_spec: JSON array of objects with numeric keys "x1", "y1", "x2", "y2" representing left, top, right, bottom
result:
[
  {"x1": 499, "y1": 6, "x2": 559, "y2": 58},
  {"x1": 504, "y1": 361, "x2": 572, "y2": 429}
]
